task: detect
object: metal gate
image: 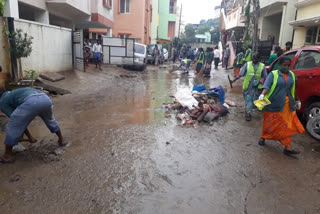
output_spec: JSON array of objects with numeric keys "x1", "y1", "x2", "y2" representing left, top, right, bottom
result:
[
  {"x1": 258, "y1": 40, "x2": 273, "y2": 65},
  {"x1": 102, "y1": 37, "x2": 135, "y2": 65},
  {"x1": 72, "y1": 30, "x2": 85, "y2": 72}
]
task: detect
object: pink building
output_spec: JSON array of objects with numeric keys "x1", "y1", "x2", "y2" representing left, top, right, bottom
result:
[{"x1": 113, "y1": 0, "x2": 152, "y2": 45}]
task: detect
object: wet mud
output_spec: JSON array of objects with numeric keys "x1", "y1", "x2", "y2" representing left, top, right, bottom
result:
[{"x1": 0, "y1": 64, "x2": 320, "y2": 214}]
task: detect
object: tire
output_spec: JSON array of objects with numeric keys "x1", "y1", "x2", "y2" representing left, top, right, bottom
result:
[
  {"x1": 306, "y1": 102, "x2": 320, "y2": 121},
  {"x1": 305, "y1": 102, "x2": 320, "y2": 141},
  {"x1": 306, "y1": 116, "x2": 320, "y2": 141}
]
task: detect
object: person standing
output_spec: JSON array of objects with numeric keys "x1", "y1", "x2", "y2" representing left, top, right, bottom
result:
[
  {"x1": 258, "y1": 56, "x2": 305, "y2": 156},
  {"x1": 285, "y1": 41, "x2": 293, "y2": 52},
  {"x1": 268, "y1": 46, "x2": 283, "y2": 69},
  {"x1": 153, "y1": 45, "x2": 160, "y2": 65},
  {"x1": 0, "y1": 88, "x2": 66, "y2": 163},
  {"x1": 93, "y1": 40, "x2": 103, "y2": 70},
  {"x1": 243, "y1": 45, "x2": 252, "y2": 63},
  {"x1": 224, "y1": 44, "x2": 230, "y2": 70},
  {"x1": 233, "y1": 49, "x2": 243, "y2": 76},
  {"x1": 195, "y1": 48, "x2": 205, "y2": 74},
  {"x1": 213, "y1": 46, "x2": 220, "y2": 69},
  {"x1": 204, "y1": 47, "x2": 213, "y2": 77},
  {"x1": 231, "y1": 53, "x2": 267, "y2": 121}
]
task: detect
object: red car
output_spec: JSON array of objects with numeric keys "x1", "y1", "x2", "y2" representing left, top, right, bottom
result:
[{"x1": 267, "y1": 46, "x2": 320, "y2": 140}]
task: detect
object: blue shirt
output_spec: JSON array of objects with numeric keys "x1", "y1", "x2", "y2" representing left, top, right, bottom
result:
[
  {"x1": 263, "y1": 70, "x2": 297, "y2": 112},
  {"x1": 0, "y1": 88, "x2": 43, "y2": 117}
]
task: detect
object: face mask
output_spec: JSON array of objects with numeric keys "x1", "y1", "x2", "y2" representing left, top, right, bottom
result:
[{"x1": 279, "y1": 66, "x2": 289, "y2": 73}]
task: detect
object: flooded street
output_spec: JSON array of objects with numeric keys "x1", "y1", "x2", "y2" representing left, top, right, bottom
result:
[{"x1": 1, "y1": 64, "x2": 320, "y2": 214}]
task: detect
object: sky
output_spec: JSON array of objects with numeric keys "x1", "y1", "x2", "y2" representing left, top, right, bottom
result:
[{"x1": 177, "y1": 0, "x2": 221, "y2": 25}]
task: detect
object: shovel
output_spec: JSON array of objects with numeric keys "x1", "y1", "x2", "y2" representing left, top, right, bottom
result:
[{"x1": 228, "y1": 75, "x2": 233, "y2": 88}]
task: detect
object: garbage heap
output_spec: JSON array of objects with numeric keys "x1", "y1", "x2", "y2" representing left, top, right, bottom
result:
[{"x1": 165, "y1": 85, "x2": 235, "y2": 125}]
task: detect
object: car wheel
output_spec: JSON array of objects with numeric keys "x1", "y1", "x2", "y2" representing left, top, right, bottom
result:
[
  {"x1": 307, "y1": 102, "x2": 320, "y2": 120},
  {"x1": 306, "y1": 116, "x2": 320, "y2": 141}
]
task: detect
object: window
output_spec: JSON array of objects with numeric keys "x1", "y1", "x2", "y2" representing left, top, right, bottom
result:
[
  {"x1": 305, "y1": 27, "x2": 317, "y2": 44},
  {"x1": 135, "y1": 44, "x2": 145, "y2": 54},
  {"x1": 294, "y1": 50, "x2": 320, "y2": 70},
  {"x1": 103, "y1": 0, "x2": 112, "y2": 9},
  {"x1": 169, "y1": 0, "x2": 175, "y2": 14},
  {"x1": 271, "y1": 51, "x2": 297, "y2": 71},
  {"x1": 316, "y1": 27, "x2": 320, "y2": 44},
  {"x1": 120, "y1": 0, "x2": 130, "y2": 13}
]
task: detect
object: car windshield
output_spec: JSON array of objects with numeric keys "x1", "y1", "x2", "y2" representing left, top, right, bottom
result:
[{"x1": 135, "y1": 44, "x2": 145, "y2": 54}]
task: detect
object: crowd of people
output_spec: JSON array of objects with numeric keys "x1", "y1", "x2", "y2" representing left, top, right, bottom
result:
[
  {"x1": 230, "y1": 41, "x2": 304, "y2": 156},
  {"x1": 176, "y1": 40, "x2": 304, "y2": 157}
]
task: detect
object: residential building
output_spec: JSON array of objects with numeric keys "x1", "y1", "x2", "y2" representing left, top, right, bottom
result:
[
  {"x1": 150, "y1": 0, "x2": 177, "y2": 44},
  {"x1": 289, "y1": 0, "x2": 320, "y2": 48},
  {"x1": 112, "y1": 0, "x2": 152, "y2": 44},
  {"x1": 158, "y1": 0, "x2": 177, "y2": 43},
  {"x1": 219, "y1": 0, "x2": 246, "y2": 43},
  {"x1": 4, "y1": 0, "x2": 113, "y2": 33},
  {"x1": 195, "y1": 32, "x2": 211, "y2": 43},
  {"x1": 90, "y1": 0, "x2": 114, "y2": 37},
  {"x1": 258, "y1": 0, "x2": 297, "y2": 47}
]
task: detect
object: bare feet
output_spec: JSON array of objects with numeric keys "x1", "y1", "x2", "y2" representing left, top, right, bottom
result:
[{"x1": 58, "y1": 138, "x2": 67, "y2": 147}]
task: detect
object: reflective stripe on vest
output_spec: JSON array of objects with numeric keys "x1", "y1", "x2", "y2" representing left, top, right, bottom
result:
[
  {"x1": 198, "y1": 52, "x2": 204, "y2": 63},
  {"x1": 243, "y1": 62, "x2": 265, "y2": 90},
  {"x1": 259, "y1": 70, "x2": 296, "y2": 110},
  {"x1": 245, "y1": 48, "x2": 252, "y2": 62},
  {"x1": 182, "y1": 59, "x2": 188, "y2": 64}
]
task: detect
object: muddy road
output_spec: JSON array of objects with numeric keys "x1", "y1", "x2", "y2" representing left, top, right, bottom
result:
[{"x1": 1, "y1": 64, "x2": 320, "y2": 214}]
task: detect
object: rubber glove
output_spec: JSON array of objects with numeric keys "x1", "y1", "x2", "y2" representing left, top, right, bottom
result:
[
  {"x1": 295, "y1": 101, "x2": 301, "y2": 110},
  {"x1": 259, "y1": 94, "x2": 265, "y2": 100}
]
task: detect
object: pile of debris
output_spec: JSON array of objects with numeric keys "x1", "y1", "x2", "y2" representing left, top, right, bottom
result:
[{"x1": 165, "y1": 84, "x2": 235, "y2": 125}]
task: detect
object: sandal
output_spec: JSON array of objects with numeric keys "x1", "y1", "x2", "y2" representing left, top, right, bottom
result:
[
  {"x1": 258, "y1": 139, "x2": 265, "y2": 146},
  {"x1": 245, "y1": 113, "x2": 252, "y2": 121},
  {"x1": 0, "y1": 157, "x2": 15, "y2": 164},
  {"x1": 283, "y1": 149, "x2": 300, "y2": 156}
]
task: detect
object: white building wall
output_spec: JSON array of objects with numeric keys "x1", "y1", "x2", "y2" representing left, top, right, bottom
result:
[
  {"x1": 19, "y1": 0, "x2": 47, "y2": 10},
  {"x1": 259, "y1": 0, "x2": 297, "y2": 48},
  {"x1": 91, "y1": 0, "x2": 113, "y2": 21},
  {"x1": 14, "y1": 19, "x2": 72, "y2": 73},
  {"x1": 151, "y1": 0, "x2": 159, "y2": 44}
]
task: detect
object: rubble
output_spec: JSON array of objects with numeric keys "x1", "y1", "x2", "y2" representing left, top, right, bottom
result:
[{"x1": 165, "y1": 84, "x2": 235, "y2": 126}]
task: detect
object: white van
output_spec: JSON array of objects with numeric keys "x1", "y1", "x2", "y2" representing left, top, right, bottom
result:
[{"x1": 133, "y1": 43, "x2": 147, "y2": 70}]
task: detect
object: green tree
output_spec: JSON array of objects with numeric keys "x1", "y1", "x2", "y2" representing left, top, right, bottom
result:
[
  {"x1": 0, "y1": 0, "x2": 5, "y2": 15},
  {"x1": 210, "y1": 28, "x2": 220, "y2": 44},
  {"x1": 196, "y1": 26, "x2": 210, "y2": 34},
  {"x1": 184, "y1": 24, "x2": 196, "y2": 43}
]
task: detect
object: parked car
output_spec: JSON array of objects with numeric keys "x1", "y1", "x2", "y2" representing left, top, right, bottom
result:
[
  {"x1": 146, "y1": 44, "x2": 164, "y2": 64},
  {"x1": 163, "y1": 48, "x2": 169, "y2": 62},
  {"x1": 123, "y1": 43, "x2": 146, "y2": 71},
  {"x1": 267, "y1": 46, "x2": 320, "y2": 140}
]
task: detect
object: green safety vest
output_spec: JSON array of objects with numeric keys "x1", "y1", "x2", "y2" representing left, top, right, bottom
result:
[
  {"x1": 266, "y1": 70, "x2": 296, "y2": 99},
  {"x1": 244, "y1": 48, "x2": 252, "y2": 62},
  {"x1": 237, "y1": 52, "x2": 243, "y2": 65},
  {"x1": 198, "y1": 52, "x2": 204, "y2": 63},
  {"x1": 182, "y1": 59, "x2": 188, "y2": 63},
  {"x1": 258, "y1": 70, "x2": 296, "y2": 110},
  {"x1": 243, "y1": 61, "x2": 265, "y2": 90}
]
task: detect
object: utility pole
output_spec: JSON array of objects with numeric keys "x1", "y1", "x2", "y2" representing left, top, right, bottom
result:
[
  {"x1": 252, "y1": 0, "x2": 260, "y2": 53},
  {"x1": 178, "y1": 4, "x2": 182, "y2": 38}
]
